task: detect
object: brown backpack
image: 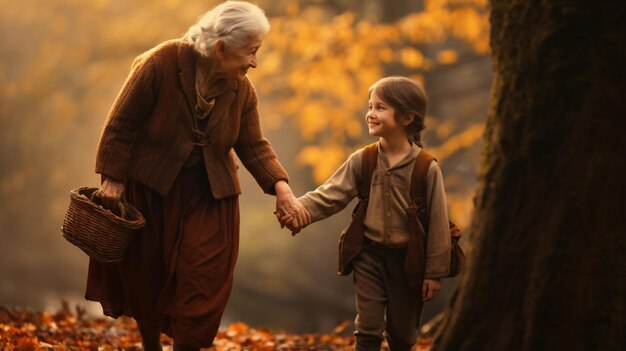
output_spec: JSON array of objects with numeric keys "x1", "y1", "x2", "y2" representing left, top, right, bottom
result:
[{"x1": 337, "y1": 142, "x2": 465, "y2": 279}]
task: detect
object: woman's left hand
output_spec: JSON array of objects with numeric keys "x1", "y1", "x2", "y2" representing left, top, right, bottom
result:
[{"x1": 274, "y1": 180, "x2": 310, "y2": 234}]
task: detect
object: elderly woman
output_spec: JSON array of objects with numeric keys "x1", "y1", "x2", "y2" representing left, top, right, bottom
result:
[{"x1": 86, "y1": 2, "x2": 309, "y2": 350}]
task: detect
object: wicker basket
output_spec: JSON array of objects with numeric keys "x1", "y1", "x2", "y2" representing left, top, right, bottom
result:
[{"x1": 61, "y1": 186, "x2": 145, "y2": 264}]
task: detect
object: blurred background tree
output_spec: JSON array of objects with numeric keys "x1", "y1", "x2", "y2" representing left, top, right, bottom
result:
[{"x1": 0, "y1": 0, "x2": 489, "y2": 332}]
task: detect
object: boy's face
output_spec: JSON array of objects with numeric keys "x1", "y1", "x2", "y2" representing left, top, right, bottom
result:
[{"x1": 366, "y1": 89, "x2": 407, "y2": 139}]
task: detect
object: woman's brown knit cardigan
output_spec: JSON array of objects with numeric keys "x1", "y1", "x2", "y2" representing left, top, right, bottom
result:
[{"x1": 95, "y1": 39, "x2": 288, "y2": 197}]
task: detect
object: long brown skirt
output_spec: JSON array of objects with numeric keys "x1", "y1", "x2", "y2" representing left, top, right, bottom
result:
[{"x1": 85, "y1": 163, "x2": 240, "y2": 347}]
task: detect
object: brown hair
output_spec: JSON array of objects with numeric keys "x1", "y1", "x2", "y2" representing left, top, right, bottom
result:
[{"x1": 368, "y1": 76, "x2": 427, "y2": 146}]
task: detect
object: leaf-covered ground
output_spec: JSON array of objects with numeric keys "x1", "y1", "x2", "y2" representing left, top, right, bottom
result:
[{"x1": 1, "y1": 303, "x2": 433, "y2": 350}]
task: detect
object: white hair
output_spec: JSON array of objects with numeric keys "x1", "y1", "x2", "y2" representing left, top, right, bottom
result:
[{"x1": 183, "y1": 1, "x2": 270, "y2": 57}]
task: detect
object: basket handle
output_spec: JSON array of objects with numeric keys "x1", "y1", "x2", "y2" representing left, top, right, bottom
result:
[{"x1": 91, "y1": 190, "x2": 127, "y2": 219}]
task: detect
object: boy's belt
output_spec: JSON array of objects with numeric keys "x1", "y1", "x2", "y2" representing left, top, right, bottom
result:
[{"x1": 363, "y1": 236, "x2": 407, "y2": 252}]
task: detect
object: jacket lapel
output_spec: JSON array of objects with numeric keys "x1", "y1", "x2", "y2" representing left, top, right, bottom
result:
[
  {"x1": 177, "y1": 43, "x2": 197, "y2": 117},
  {"x1": 205, "y1": 89, "x2": 236, "y2": 133},
  {"x1": 177, "y1": 43, "x2": 239, "y2": 143}
]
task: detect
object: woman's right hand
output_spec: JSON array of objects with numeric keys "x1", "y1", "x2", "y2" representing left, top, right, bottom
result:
[
  {"x1": 274, "y1": 180, "x2": 310, "y2": 235},
  {"x1": 98, "y1": 176, "x2": 125, "y2": 210}
]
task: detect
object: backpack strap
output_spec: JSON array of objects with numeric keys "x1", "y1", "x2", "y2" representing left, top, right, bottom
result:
[
  {"x1": 337, "y1": 142, "x2": 378, "y2": 276},
  {"x1": 404, "y1": 148, "x2": 435, "y2": 294},
  {"x1": 410, "y1": 149, "x2": 436, "y2": 201},
  {"x1": 410, "y1": 150, "x2": 436, "y2": 228},
  {"x1": 358, "y1": 142, "x2": 379, "y2": 200}
]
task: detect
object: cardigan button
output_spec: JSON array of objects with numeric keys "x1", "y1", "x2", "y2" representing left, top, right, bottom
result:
[{"x1": 385, "y1": 171, "x2": 392, "y2": 176}]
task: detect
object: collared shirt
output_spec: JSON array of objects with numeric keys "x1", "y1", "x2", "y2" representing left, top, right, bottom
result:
[{"x1": 299, "y1": 143, "x2": 451, "y2": 278}]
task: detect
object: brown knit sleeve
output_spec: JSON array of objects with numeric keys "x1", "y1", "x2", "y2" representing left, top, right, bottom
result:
[
  {"x1": 233, "y1": 79, "x2": 289, "y2": 195},
  {"x1": 94, "y1": 53, "x2": 158, "y2": 181}
]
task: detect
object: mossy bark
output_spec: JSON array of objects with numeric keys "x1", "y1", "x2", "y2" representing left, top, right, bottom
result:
[{"x1": 434, "y1": 1, "x2": 626, "y2": 350}]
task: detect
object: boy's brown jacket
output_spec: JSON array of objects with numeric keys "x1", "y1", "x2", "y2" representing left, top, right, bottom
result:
[{"x1": 95, "y1": 40, "x2": 288, "y2": 198}]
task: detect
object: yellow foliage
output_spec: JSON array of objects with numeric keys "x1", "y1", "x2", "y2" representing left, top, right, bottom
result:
[
  {"x1": 378, "y1": 48, "x2": 394, "y2": 63},
  {"x1": 93, "y1": 0, "x2": 109, "y2": 9},
  {"x1": 346, "y1": 119, "x2": 364, "y2": 139},
  {"x1": 428, "y1": 123, "x2": 485, "y2": 159},
  {"x1": 246, "y1": 1, "x2": 489, "y2": 192},
  {"x1": 448, "y1": 8, "x2": 490, "y2": 53},
  {"x1": 258, "y1": 51, "x2": 282, "y2": 75},
  {"x1": 400, "y1": 48, "x2": 425, "y2": 69},
  {"x1": 433, "y1": 119, "x2": 454, "y2": 139},
  {"x1": 286, "y1": 1, "x2": 300, "y2": 16},
  {"x1": 297, "y1": 102, "x2": 333, "y2": 141},
  {"x1": 437, "y1": 49, "x2": 459, "y2": 64},
  {"x1": 399, "y1": 13, "x2": 447, "y2": 43},
  {"x1": 447, "y1": 191, "x2": 475, "y2": 229},
  {"x1": 297, "y1": 145, "x2": 350, "y2": 184},
  {"x1": 164, "y1": 0, "x2": 181, "y2": 8}
]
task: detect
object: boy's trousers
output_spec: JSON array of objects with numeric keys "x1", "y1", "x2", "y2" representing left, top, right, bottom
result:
[{"x1": 352, "y1": 239, "x2": 421, "y2": 351}]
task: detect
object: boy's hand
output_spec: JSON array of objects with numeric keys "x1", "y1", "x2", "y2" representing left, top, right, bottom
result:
[{"x1": 422, "y1": 278, "x2": 441, "y2": 301}]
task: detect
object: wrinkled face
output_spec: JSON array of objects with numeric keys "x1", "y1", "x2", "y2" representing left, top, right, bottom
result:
[
  {"x1": 216, "y1": 34, "x2": 263, "y2": 81},
  {"x1": 366, "y1": 89, "x2": 406, "y2": 138}
]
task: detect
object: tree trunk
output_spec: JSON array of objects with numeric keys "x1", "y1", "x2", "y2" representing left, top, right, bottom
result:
[{"x1": 434, "y1": 1, "x2": 626, "y2": 350}]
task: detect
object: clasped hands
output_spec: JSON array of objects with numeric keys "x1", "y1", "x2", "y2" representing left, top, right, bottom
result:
[
  {"x1": 274, "y1": 180, "x2": 310, "y2": 235},
  {"x1": 98, "y1": 178, "x2": 311, "y2": 235}
]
